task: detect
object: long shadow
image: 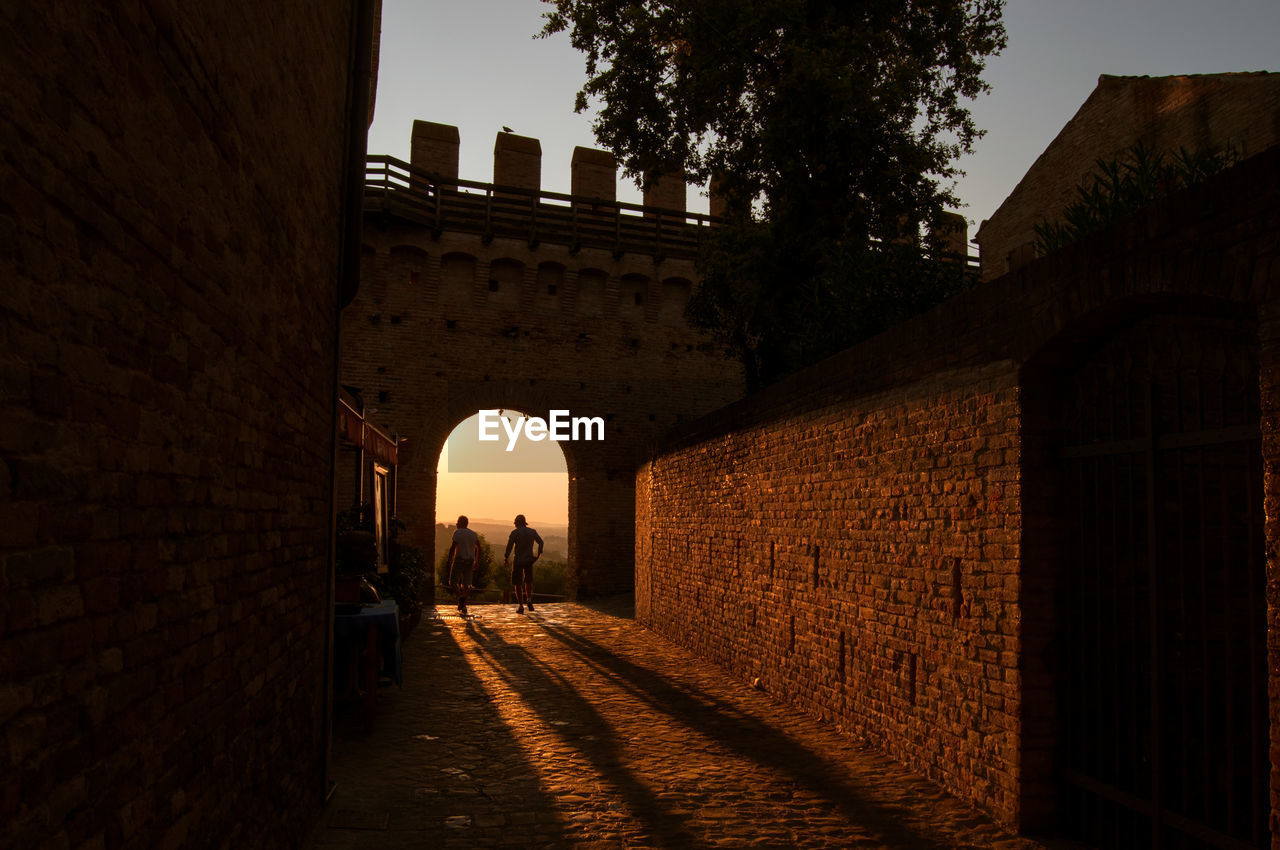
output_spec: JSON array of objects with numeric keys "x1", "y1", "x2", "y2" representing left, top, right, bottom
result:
[
  {"x1": 532, "y1": 611, "x2": 983, "y2": 849},
  {"x1": 464, "y1": 617, "x2": 701, "y2": 847},
  {"x1": 571, "y1": 593, "x2": 637, "y2": 620},
  {"x1": 321, "y1": 607, "x2": 568, "y2": 846}
]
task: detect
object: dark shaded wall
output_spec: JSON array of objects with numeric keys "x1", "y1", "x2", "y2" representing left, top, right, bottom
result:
[
  {"x1": 1, "y1": 2, "x2": 365, "y2": 846},
  {"x1": 636, "y1": 146, "x2": 1280, "y2": 831}
]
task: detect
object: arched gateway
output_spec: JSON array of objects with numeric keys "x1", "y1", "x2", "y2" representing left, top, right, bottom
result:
[{"x1": 341, "y1": 124, "x2": 744, "y2": 595}]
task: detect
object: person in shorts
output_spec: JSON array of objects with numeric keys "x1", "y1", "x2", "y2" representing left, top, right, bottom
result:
[
  {"x1": 447, "y1": 515, "x2": 480, "y2": 616},
  {"x1": 503, "y1": 514, "x2": 543, "y2": 614}
]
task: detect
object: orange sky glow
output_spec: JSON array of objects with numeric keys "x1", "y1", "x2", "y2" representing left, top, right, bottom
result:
[{"x1": 435, "y1": 412, "x2": 570, "y2": 528}]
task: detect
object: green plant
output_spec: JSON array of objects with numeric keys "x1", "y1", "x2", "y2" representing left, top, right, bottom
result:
[
  {"x1": 337, "y1": 503, "x2": 374, "y2": 534},
  {"x1": 335, "y1": 503, "x2": 378, "y2": 575},
  {"x1": 373, "y1": 540, "x2": 428, "y2": 616},
  {"x1": 1033, "y1": 141, "x2": 1240, "y2": 255},
  {"x1": 541, "y1": 0, "x2": 1006, "y2": 389},
  {"x1": 532, "y1": 560, "x2": 569, "y2": 597},
  {"x1": 491, "y1": 551, "x2": 513, "y2": 594}
]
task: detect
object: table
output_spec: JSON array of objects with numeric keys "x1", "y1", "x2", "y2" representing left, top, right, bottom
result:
[{"x1": 334, "y1": 599, "x2": 402, "y2": 725}]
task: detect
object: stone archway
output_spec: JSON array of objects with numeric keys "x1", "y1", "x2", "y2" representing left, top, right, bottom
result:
[
  {"x1": 429, "y1": 405, "x2": 576, "y2": 598},
  {"x1": 342, "y1": 232, "x2": 745, "y2": 597},
  {"x1": 377, "y1": 370, "x2": 648, "y2": 598}
]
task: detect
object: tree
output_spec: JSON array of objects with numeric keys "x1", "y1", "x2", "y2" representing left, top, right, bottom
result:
[{"x1": 541, "y1": 0, "x2": 1006, "y2": 388}]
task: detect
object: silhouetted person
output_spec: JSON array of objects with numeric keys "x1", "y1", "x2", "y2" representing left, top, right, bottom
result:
[
  {"x1": 447, "y1": 515, "x2": 480, "y2": 617},
  {"x1": 504, "y1": 514, "x2": 543, "y2": 614}
]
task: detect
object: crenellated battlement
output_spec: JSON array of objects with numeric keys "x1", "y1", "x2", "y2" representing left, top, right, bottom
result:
[
  {"x1": 365, "y1": 155, "x2": 713, "y2": 261},
  {"x1": 396, "y1": 120, "x2": 972, "y2": 263},
  {"x1": 367, "y1": 121, "x2": 720, "y2": 263},
  {"x1": 410, "y1": 120, "x2": 694, "y2": 216}
]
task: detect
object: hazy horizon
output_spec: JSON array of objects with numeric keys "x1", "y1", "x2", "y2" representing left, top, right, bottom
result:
[{"x1": 437, "y1": 517, "x2": 568, "y2": 531}]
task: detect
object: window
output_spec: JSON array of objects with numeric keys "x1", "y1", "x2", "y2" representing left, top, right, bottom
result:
[{"x1": 372, "y1": 464, "x2": 390, "y2": 572}]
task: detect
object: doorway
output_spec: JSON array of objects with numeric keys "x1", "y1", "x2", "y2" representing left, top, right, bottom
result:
[{"x1": 1049, "y1": 312, "x2": 1266, "y2": 848}]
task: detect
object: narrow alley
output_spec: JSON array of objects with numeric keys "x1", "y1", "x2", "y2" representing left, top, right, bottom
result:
[{"x1": 313, "y1": 598, "x2": 1046, "y2": 849}]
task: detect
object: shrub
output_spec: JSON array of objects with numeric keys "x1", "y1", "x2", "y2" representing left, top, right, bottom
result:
[
  {"x1": 1033, "y1": 141, "x2": 1239, "y2": 255},
  {"x1": 533, "y1": 560, "x2": 569, "y2": 597},
  {"x1": 374, "y1": 540, "x2": 428, "y2": 616}
]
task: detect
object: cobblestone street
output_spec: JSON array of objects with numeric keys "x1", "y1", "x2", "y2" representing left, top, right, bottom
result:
[{"x1": 312, "y1": 598, "x2": 1048, "y2": 849}]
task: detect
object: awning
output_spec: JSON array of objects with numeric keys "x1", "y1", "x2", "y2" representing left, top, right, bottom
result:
[{"x1": 339, "y1": 395, "x2": 399, "y2": 465}]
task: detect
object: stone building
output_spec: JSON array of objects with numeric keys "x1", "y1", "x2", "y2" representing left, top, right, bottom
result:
[
  {"x1": 976, "y1": 72, "x2": 1280, "y2": 280},
  {"x1": 2, "y1": 1, "x2": 379, "y2": 846},
  {"x1": 345, "y1": 121, "x2": 746, "y2": 596}
]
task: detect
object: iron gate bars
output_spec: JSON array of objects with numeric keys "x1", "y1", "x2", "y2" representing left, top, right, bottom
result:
[{"x1": 1058, "y1": 315, "x2": 1265, "y2": 850}]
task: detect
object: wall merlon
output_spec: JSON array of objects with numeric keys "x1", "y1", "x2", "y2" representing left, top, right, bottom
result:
[
  {"x1": 707, "y1": 174, "x2": 732, "y2": 220},
  {"x1": 399, "y1": 119, "x2": 710, "y2": 212},
  {"x1": 494, "y1": 131, "x2": 542, "y2": 191},
  {"x1": 411, "y1": 120, "x2": 460, "y2": 180},
  {"x1": 571, "y1": 146, "x2": 617, "y2": 201},
  {"x1": 644, "y1": 168, "x2": 686, "y2": 215},
  {"x1": 933, "y1": 211, "x2": 968, "y2": 258}
]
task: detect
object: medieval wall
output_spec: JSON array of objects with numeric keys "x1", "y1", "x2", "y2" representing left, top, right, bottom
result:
[
  {"x1": 345, "y1": 126, "x2": 745, "y2": 596},
  {"x1": 637, "y1": 145, "x2": 1280, "y2": 831},
  {"x1": 1, "y1": 2, "x2": 367, "y2": 847}
]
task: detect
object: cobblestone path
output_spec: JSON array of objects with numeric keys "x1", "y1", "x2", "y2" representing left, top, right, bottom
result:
[{"x1": 312, "y1": 598, "x2": 1048, "y2": 849}]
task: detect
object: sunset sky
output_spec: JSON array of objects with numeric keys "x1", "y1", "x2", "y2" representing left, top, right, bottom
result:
[
  {"x1": 437, "y1": 412, "x2": 570, "y2": 528},
  {"x1": 378, "y1": 0, "x2": 1280, "y2": 528}
]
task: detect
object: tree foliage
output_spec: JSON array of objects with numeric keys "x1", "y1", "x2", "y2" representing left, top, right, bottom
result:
[
  {"x1": 542, "y1": 0, "x2": 1005, "y2": 388},
  {"x1": 1033, "y1": 141, "x2": 1240, "y2": 256}
]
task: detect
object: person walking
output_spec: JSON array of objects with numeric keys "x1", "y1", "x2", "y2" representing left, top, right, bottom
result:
[
  {"x1": 504, "y1": 514, "x2": 543, "y2": 614},
  {"x1": 447, "y1": 515, "x2": 481, "y2": 617}
]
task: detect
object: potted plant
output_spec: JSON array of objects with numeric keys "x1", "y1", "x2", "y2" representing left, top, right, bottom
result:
[
  {"x1": 336, "y1": 504, "x2": 379, "y2": 605},
  {"x1": 379, "y1": 538, "x2": 428, "y2": 639}
]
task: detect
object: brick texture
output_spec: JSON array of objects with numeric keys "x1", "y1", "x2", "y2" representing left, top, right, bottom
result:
[
  {"x1": 638, "y1": 145, "x2": 1280, "y2": 832},
  {"x1": 1, "y1": 2, "x2": 365, "y2": 847}
]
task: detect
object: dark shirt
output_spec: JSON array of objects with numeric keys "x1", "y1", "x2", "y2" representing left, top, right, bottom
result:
[
  {"x1": 451, "y1": 527, "x2": 479, "y2": 561},
  {"x1": 505, "y1": 526, "x2": 544, "y2": 562}
]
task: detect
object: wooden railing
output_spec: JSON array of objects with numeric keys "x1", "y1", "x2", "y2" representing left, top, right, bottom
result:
[
  {"x1": 363, "y1": 156, "x2": 980, "y2": 271},
  {"x1": 363, "y1": 155, "x2": 715, "y2": 260}
]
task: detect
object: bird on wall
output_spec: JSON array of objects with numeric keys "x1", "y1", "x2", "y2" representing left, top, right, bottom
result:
[{"x1": 501, "y1": 125, "x2": 513, "y2": 133}]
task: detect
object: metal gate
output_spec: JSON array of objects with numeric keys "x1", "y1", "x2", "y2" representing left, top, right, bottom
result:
[{"x1": 1058, "y1": 314, "x2": 1267, "y2": 849}]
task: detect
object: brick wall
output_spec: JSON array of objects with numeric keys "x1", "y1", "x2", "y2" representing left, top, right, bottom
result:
[
  {"x1": 494, "y1": 132, "x2": 542, "y2": 193},
  {"x1": 1261, "y1": 300, "x2": 1280, "y2": 848},
  {"x1": 1, "y1": 2, "x2": 365, "y2": 847},
  {"x1": 638, "y1": 366, "x2": 1025, "y2": 813},
  {"x1": 637, "y1": 145, "x2": 1280, "y2": 830},
  {"x1": 977, "y1": 72, "x2": 1280, "y2": 281}
]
